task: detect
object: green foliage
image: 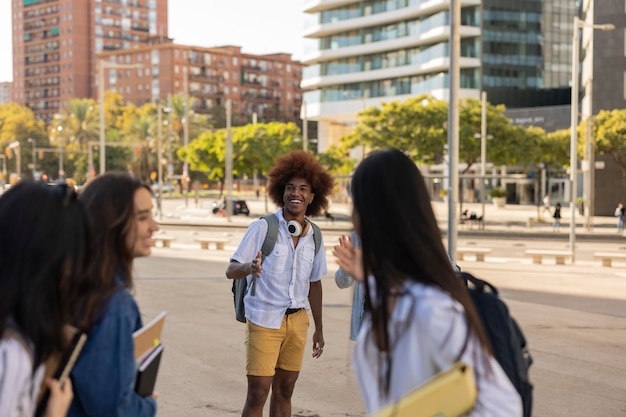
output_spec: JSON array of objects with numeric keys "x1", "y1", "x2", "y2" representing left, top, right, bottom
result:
[
  {"x1": 178, "y1": 121, "x2": 302, "y2": 184},
  {"x1": 0, "y1": 103, "x2": 48, "y2": 178},
  {"x1": 317, "y1": 144, "x2": 355, "y2": 175},
  {"x1": 595, "y1": 108, "x2": 626, "y2": 164},
  {"x1": 489, "y1": 188, "x2": 507, "y2": 198},
  {"x1": 346, "y1": 95, "x2": 542, "y2": 170},
  {"x1": 349, "y1": 94, "x2": 448, "y2": 163},
  {"x1": 542, "y1": 128, "x2": 570, "y2": 168}
]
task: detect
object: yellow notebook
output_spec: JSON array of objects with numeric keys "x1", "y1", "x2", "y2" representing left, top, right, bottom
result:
[
  {"x1": 133, "y1": 310, "x2": 167, "y2": 360},
  {"x1": 371, "y1": 362, "x2": 477, "y2": 417}
]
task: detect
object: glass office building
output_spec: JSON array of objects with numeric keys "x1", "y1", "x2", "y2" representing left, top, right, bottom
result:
[{"x1": 301, "y1": 0, "x2": 577, "y2": 150}]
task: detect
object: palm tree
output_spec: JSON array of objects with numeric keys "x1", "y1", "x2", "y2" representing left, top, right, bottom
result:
[
  {"x1": 125, "y1": 113, "x2": 156, "y2": 180},
  {"x1": 65, "y1": 99, "x2": 99, "y2": 153}
]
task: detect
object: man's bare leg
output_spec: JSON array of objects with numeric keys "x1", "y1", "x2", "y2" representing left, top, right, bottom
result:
[
  {"x1": 242, "y1": 375, "x2": 273, "y2": 417},
  {"x1": 269, "y1": 368, "x2": 299, "y2": 417}
]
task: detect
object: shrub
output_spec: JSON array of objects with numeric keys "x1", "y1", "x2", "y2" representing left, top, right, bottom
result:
[{"x1": 489, "y1": 188, "x2": 507, "y2": 198}]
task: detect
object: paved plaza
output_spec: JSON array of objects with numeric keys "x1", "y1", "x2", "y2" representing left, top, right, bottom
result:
[{"x1": 132, "y1": 196, "x2": 626, "y2": 416}]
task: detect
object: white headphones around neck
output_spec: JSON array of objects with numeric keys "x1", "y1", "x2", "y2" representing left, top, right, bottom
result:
[{"x1": 287, "y1": 220, "x2": 303, "y2": 237}]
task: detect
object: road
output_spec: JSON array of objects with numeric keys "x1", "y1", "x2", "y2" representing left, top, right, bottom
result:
[{"x1": 132, "y1": 232, "x2": 626, "y2": 417}]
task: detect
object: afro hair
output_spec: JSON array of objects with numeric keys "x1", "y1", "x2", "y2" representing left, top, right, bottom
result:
[{"x1": 267, "y1": 150, "x2": 334, "y2": 218}]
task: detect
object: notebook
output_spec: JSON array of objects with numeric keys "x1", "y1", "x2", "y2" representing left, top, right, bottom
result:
[
  {"x1": 35, "y1": 331, "x2": 88, "y2": 417},
  {"x1": 133, "y1": 310, "x2": 167, "y2": 360},
  {"x1": 134, "y1": 343, "x2": 164, "y2": 397},
  {"x1": 371, "y1": 362, "x2": 476, "y2": 417}
]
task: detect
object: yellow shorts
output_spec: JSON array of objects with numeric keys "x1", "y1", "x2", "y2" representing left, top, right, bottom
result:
[{"x1": 245, "y1": 309, "x2": 309, "y2": 376}]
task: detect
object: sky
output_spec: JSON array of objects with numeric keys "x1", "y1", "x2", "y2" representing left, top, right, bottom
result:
[{"x1": 0, "y1": 0, "x2": 306, "y2": 82}]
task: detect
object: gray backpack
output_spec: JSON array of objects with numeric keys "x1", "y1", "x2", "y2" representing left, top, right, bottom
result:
[{"x1": 232, "y1": 214, "x2": 321, "y2": 323}]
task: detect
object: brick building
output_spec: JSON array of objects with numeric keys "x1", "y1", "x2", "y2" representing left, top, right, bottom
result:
[
  {"x1": 0, "y1": 82, "x2": 11, "y2": 104},
  {"x1": 98, "y1": 38, "x2": 303, "y2": 125},
  {"x1": 11, "y1": 0, "x2": 168, "y2": 123}
]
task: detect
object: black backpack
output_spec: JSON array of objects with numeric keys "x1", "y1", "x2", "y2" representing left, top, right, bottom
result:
[
  {"x1": 461, "y1": 272, "x2": 533, "y2": 417},
  {"x1": 232, "y1": 214, "x2": 321, "y2": 323}
]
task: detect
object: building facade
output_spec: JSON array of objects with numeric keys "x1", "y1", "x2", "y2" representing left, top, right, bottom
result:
[
  {"x1": 301, "y1": 0, "x2": 578, "y2": 151},
  {"x1": 0, "y1": 82, "x2": 12, "y2": 104},
  {"x1": 11, "y1": 0, "x2": 168, "y2": 123},
  {"x1": 97, "y1": 39, "x2": 303, "y2": 125}
]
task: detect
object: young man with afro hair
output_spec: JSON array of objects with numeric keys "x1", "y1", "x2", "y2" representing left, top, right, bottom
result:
[{"x1": 226, "y1": 150, "x2": 334, "y2": 417}]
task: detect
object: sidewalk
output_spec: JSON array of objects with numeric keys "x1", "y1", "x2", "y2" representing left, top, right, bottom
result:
[{"x1": 156, "y1": 196, "x2": 626, "y2": 242}]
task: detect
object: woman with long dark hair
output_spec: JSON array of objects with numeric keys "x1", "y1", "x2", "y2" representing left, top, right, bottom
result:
[
  {"x1": 68, "y1": 172, "x2": 159, "y2": 417},
  {"x1": 334, "y1": 149, "x2": 521, "y2": 416},
  {"x1": 0, "y1": 181, "x2": 90, "y2": 417}
]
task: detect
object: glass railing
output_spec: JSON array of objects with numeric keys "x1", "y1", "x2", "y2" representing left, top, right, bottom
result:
[{"x1": 303, "y1": 70, "x2": 481, "y2": 105}]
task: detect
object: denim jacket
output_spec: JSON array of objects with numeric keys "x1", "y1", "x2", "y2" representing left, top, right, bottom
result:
[{"x1": 68, "y1": 281, "x2": 156, "y2": 417}]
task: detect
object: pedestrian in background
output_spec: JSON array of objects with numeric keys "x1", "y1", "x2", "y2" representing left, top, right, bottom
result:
[
  {"x1": 553, "y1": 202, "x2": 562, "y2": 233},
  {"x1": 68, "y1": 172, "x2": 160, "y2": 417},
  {"x1": 333, "y1": 149, "x2": 521, "y2": 416},
  {"x1": 0, "y1": 181, "x2": 90, "y2": 417},
  {"x1": 542, "y1": 194, "x2": 552, "y2": 217},
  {"x1": 615, "y1": 202, "x2": 624, "y2": 233},
  {"x1": 226, "y1": 150, "x2": 334, "y2": 417}
]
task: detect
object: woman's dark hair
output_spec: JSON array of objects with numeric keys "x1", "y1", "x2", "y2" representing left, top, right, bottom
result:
[
  {"x1": 267, "y1": 150, "x2": 334, "y2": 217},
  {"x1": 77, "y1": 172, "x2": 151, "y2": 330},
  {"x1": 351, "y1": 149, "x2": 491, "y2": 393},
  {"x1": 0, "y1": 181, "x2": 90, "y2": 368}
]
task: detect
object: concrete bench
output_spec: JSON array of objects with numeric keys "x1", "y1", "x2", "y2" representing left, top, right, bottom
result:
[
  {"x1": 456, "y1": 247, "x2": 492, "y2": 261},
  {"x1": 524, "y1": 249, "x2": 572, "y2": 265},
  {"x1": 195, "y1": 237, "x2": 231, "y2": 250},
  {"x1": 152, "y1": 235, "x2": 177, "y2": 248},
  {"x1": 593, "y1": 252, "x2": 626, "y2": 267}
]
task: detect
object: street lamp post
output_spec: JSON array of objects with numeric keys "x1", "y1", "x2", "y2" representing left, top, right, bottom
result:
[
  {"x1": 0, "y1": 155, "x2": 6, "y2": 187},
  {"x1": 569, "y1": 17, "x2": 614, "y2": 262},
  {"x1": 56, "y1": 125, "x2": 64, "y2": 179},
  {"x1": 480, "y1": 92, "x2": 487, "y2": 227},
  {"x1": 302, "y1": 100, "x2": 308, "y2": 152},
  {"x1": 156, "y1": 100, "x2": 164, "y2": 221},
  {"x1": 99, "y1": 59, "x2": 143, "y2": 175},
  {"x1": 447, "y1": 0, "x2": 460, "y2": 261},
  {"x1": 8, "y1": 141, "x2": 21, "y2": 180},
  {"x1": 183, "y1": 73, "x2": 190, "y2": 207},
  {"x1": 27, "y1": 138, "x2": 36, "y2": 178},
  {"x1": 225, "y1": 99, "x2": 233, "y2": 222}
]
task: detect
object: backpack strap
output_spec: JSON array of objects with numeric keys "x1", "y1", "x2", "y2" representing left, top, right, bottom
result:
[
  {"x1": 309, "y1": 220, "x2": 321, "y2": 256},
  {"x1": 260, "y1": 214, "x2": 279, "y2": 261},
  {"x1": 249, "y1": 214, "x2": 280, "y2": 296},
  {"x1": 261, "y1": 214, "x2": 322, "y2": 257}
]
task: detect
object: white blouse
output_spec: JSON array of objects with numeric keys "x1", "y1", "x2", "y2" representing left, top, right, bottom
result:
[
  {"x1": 353, "y1": 282, "x2": 522, "y2": 417},
  {"x1": 0, "y1": 337, "x2": 45, "y2": 417}
]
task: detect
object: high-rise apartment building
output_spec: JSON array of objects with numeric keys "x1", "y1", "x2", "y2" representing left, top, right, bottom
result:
[
  {"x1": 11, "y1": 0, "x2": 168, "y2": 123},
  {"x1": 98, "y1": 39, "x2": 303, "y2": 125},
  {"x1": 301, "y1": 0, "x2": 577, "y2": 150},
  {"x1": 0, "y1": 82, "x2": 12, "y2": 103}
]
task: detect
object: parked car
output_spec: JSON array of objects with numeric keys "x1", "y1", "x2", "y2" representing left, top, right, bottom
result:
[
  {"x1": 151, "y1": 182, "x2": 176, "y2": 193},
  {"x1": 212, "y1": 199, "x2": 250, "y2": 216}
]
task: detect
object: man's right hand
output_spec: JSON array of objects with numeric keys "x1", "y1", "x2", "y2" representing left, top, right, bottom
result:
[{"x1": 249, "y1": 250, "x2": 263, "y2": 278}]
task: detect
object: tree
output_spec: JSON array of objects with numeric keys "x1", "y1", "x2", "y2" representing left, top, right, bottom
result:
[
  {"x1": 594, "y1": 108, "x2": 626, "y2": 190},
  {"x1": 178, "y1": 122, "x2": 302, "y2": 189},
  {"x1": 64, "y1": 99, "x2": 99, "y2": 153},
  {"x1": 347, "y1": 95, "x2": 534, "y2": 170},
  {"x1": 167, "y1": 93, "x2": 212, "y2": 177},
  {"x1": 458, "y1": 98, "x2": 527, "y2": 172},
  {"x1": 0, "y1": 103, "x2": 47, "y2": 179},
  {"x1": 317, "y1": 144, "x2": 356, "y2": 176},
  {"x1": 124, "y1": 112, "x2": 154, "y2": 180},
  {"x1": 348, "y1": 94, "x2": 448, "y2": 163},
  {"x1": 540, "y1": 128, "x2": 570, "y2": 169}
]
